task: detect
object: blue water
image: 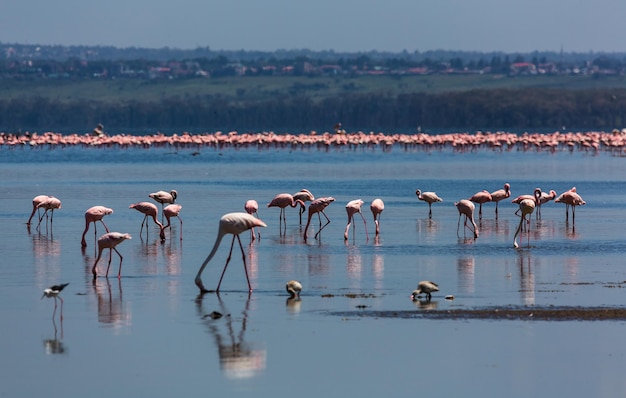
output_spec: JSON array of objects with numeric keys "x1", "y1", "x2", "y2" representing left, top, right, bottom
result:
[{"x1": 1, "y1": 144, "x2": 626, "y2": 397}]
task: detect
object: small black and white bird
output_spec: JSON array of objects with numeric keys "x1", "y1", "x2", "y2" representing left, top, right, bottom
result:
[{"x1": 41, "y1": 283, "x2": 69, "y2": 302}]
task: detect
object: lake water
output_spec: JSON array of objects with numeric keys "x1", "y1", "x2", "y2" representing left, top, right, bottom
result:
[{"x1": 2, "y1": 143, "x2": 626, "y2": 397}]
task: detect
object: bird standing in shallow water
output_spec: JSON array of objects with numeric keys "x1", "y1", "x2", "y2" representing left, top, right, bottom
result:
[
  {"x1": 489, "y1": 183, "x2": 511, "y2": 218},
  {"x1": 129, "y1": 202, "x2": 165, "y2": 241},
  {"x1": 81, "y1": 206, "x2": 114, "y2": 247},
  {"x1": 292, "y1": 189, "x2": 315, "y2": 225},
  {"x1": 370, "y1": 198, "x2": 384, "y2": 236},
  {"x1": 411, "y1": 281, "x2": 439, "y2": 301},
  {"x1": 42, "y1": 283, "x2": 69, "y2": 319},
  {"x1": 268, "y1": 193, "x2": 305, "y2": 232},
  {"x1": 244, "y1": 200, "x2": 260, "y2": 241},
  {"x1": 344, "y1": 199, "x2": 368, "y2": 241},
  {"x1": 455, "y1": 199, "x2": 479, "y2": 239},
  {"x1": 469, "y1": 190, "x2": 492, "y2": 219},
  {"x1": 92, "y1": 232, "x2": 132, "y2": 278},
  {"x1": 195, "y1": 212, "x2": 267, "y2": 294},
  {"x1": 555, "y1": 187, "x2": 586, "y2": 223},
  {"x1": 303, "y1": 197, "x2": 335, "y2": 240},
  {"x1": 163, "y1": 204, "x2": 183, "y2": 240},
  {"x1": 286, "y1": 280, "x2": 302, "y2": 298},
  {"x1": 415, "y1": 190, "x2": 442, "y2": 218},
  {"x1": 514, "y1": 198, "x2": 536, "y2": 248},
  {"x1": 149, "y1": 190, "x2": 178, "y2": 222}
]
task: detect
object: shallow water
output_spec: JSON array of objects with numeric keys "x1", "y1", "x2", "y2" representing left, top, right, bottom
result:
[{"x1": 2, "y1": 145, "x2": 626, "y2": 397}]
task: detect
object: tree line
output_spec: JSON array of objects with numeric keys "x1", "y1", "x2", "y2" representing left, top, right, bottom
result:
[{"x1": 1, "y1": 88, "x2": 625, "y2": 133}]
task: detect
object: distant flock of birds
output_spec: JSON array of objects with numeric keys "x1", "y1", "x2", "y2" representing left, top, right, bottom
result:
[{"x1": 34, "y1": 184, "x2": 585, "y2": 307}]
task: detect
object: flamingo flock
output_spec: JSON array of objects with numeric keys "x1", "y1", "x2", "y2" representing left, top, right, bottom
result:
[
  {"x1": 3, "y1": 129, "x2": 626, "y2": 154},
  {"x1": 29, "y1": 181, "x2": 585, "y2": 297}
]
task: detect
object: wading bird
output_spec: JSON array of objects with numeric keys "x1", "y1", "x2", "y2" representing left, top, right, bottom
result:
[
  {"x1": 344, "y1": 199, "x2": 368, "y2": 241},
  {"x1": 244, "y1": 200, "x2": 260, "y2": 241},
  {"x1": 92, "y1": 232, "x2": 132, "y2": 278},
  {"x1": 410, "y1": 281, "x2": 439, "y2": 301},
  {"x1": 42, "y1": 283, "x2": 69, "y2": 320},
  {"x1": 303, "y1": 197, "x2": 335, "y2": 240},
  {"x1": 513, "y1": 198, "x2": 536, "y2": 248},
  {"x1": 490, "y1": 183, "x2": 511, "y2": 217},
  {"x1": 286, "y1": 280, "x2": 302, "y2": 298},
  {"x1": 81, "y1": 206, "x2": 113, "y2": 247},
  {"x1": 267, "y1": 193, "x2": 305, "y2": 231},
  {"x1": 292, "y1": 189, "x2": 315, "y2": 224},
  {"x1": 455, "y1": 199, "x2": 479, "y2": 239},
  {"x1": 195, "y1": 212, "x2": 267, "y2": 294},
  {"x1": 129, "y1": 202, "x2": 165, "y2": 241},
  {"x1": 415, "y1": 190, "x2": 443, "y2": 218},
  {"x1": 555, "y1": 187, "x2": 586, "y2": 223},
  {"x1": 163, "y1": 204, "x2": 183, "y2": 240},
  {"x1": 370, "y1": 198, "x2": 384, "y2": 236},
  {"x1": 469, "y1": 190, "x2": 492, "y2": 219},
  {"x1": 149, "y1": 190, "x2": 178, "y2": 222}
]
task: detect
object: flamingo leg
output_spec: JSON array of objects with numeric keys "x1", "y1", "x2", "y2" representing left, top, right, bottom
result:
[
  {"x1": 428, "y1": 204, "x2": 433, "y2": 219},
  {"x1": 216, "y1": 235, "x2": 237, "y2": 292},
  {"x1": 314, "y1": 211, "x2": 331, "y2": 239},
  {"x1": 358, "y1": 212, "x2": 369, "y2": 240},
  {"x1": 235, "y1": 234, "x2": 252, "y2": 292},
  {"x1": 100, "y1": 219, "x2": 110, "y2": 233}
]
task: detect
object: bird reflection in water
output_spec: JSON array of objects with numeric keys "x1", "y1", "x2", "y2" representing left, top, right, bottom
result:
[
  {"x1": 196, "y1": 293, "x2": 266, "y2": 379},
  {"x1": 517, "y1": 251, "x2": 535, "y2": 306},
  {"x1": 457, "y1": 256, "x2": 475, "y2": 295},
  {"x1": 412, "y1": 298, "x2": 438, "y2": 310},
  {"x1": 92, "y1": 278, "x2": 131, "y2": 330},
  {"x1": 43, "y1": 316, "x2": 66, "y2": 355}
]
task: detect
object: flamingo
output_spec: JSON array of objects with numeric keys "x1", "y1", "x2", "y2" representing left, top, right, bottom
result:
[
  {"x1": 415, "y1": 189, "x2": 443, "y2": 218},
  {"x1": 286, "y1": 280, "x2": 302, "y2": 298},
  {"x1": 195, "y1": 212, "x2": 267, "y2": 294},
  {"x1": 536, "y1": 189, "x2": 557, "y2": 219},
  {"x1": 410, "y1": 281, "x2": 439, "y2": 301},
  {"x1": 469, "y1": 190, "x2": 492, "y2": 219},
  {"x1": 27, "y1": 195, "x2": 49, "y2": 225},
  {"x1": 92, "y1": 232, "x2": 132, "y2": 278},
  {"x1": 81, "y1": 206, "x2": 114, "y2": 247},
  {"x1": 455, "y1": 199, "x2": 479, "y2": 239},
  {"x1": 244, "y1": 199, "x2": 260, "y2": 241},
  {"x1": 513, "y1": 198, "x2": 536, "y2": 248},
  {"x1": 344, "y1": 199, "x2": 368, "y2": 241},
  {"x1": 490, "y1": 183, "x2": 511, "y2": 217},
  {"x1": 555, "y1": 187, "x2": 586, "y2": 223},
  {"x1": 41, "y1": 283, "x2": 69, "y2": 320},
  {"x1": 267, "y1": 193, "x2": 306, "y2": 231},
  {"x1": 149, "y1": 190, "x2": 178, "y2": 222},
  {"x1": 163, "y1": 204, "x2": 183, "y2": 240},
  {"x1": 129, "y1": 202, "x2": 165, "y2": 241},
  {"x1": 28, "y1": 195, "x2": 61, "y2": 229},
  {"x1": 370, "y1": 198, "x2": 384, "y2": 236},
  {"x1": 292, "y1": 189, "x2": 315, "y2": 224},
  {"x1": 303, "y1": 197, "x2": 335, "y2": 240}
]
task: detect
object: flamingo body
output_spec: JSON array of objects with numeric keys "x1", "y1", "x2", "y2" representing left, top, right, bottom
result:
[
  {"x1": 163, "y1": 204, "x2": 183, "y2": 240},
  {"x1": 129, "y1": 201, "x2": 165, "y2": 240},
  {"x1": 81, "y1": 206, "x2": 114, "y2": 247},
  {"x1": 455, "y1": 199, "x2": 479, "y2": 239},
  {"x1": 490, "y1": 183, "x2": 511, "y2": 216},
  {"x1": 344, "y1": 199, "x2": 368, "y2": 241},
  {"x1": 268, "y1": 193, "x2": 305, "y2": 230},
  {"x1": 370, "y1": 198, "x2": 384, "y2": 235},
  {"x1": 415, "y1": 190, "x2": 442, "y2": 218},
  {"x1": 92, "y1": 232, "x2": 132, "y2": 278},
  {"x1": 411, "y1": 281, "x2": 439, "y2": 301},
  {"x1": 195, "y1": 212, "x2": 267, "y2": 293},
  {"x1": 244, "y1": 199, "x2": 260, "y2": 240},
  {"x1": 303, "y1": 197, "x2": 335, "y2": 240}
]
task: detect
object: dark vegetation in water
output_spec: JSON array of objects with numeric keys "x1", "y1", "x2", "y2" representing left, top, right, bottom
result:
[
  {"x1": 2, "y1": 84, "x2": 626, "y2": 132},
  {"x1": 330, "y1": 306, "x2": 626, "y2": 321}
]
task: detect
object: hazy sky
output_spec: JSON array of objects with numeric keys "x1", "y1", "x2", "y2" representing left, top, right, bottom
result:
[{"x1": 1, "y1": 0, "x2": 625, "y2": 53}]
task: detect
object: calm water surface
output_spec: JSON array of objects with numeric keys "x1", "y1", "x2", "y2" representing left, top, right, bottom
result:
[{"x1": 2, "y1": 144, "x2": 626, "y2": 397}]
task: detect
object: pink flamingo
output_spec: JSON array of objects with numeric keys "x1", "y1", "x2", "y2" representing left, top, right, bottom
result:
[
  {"x1": 292, "y1": 189, "x2": 315, "y2": 224},
  {"x1": 27, "y1": 195, "x2": 49, "y2": 225},
  {"x1": 415, "y1": 189, "x2": 442, "y2": 218},
  {"x1": 303, "y1": 197, "x2": 335, "y2": 240},
  {"x1": 163, "y1": 204, "x2": 183, "y2": 240},
  {"x1": 149, "y1": 189, "x2": 177, "y2": 222},
  {"x1": 244, "y1": 200, "x2": 260, "y2": 241},
  {"x1": 455, "y1": 199, "x2": 479, "y2": 239},
  {"x1": 370, "y1": 198, "x2": 384, "y2": 236},
  {"x1": 81, "y1": 206, "x2": 114, "y2": 247},
  {"x1": 554, "y1": 187, "x2": 586, "y2": 223},
  {"x1": 268, "y1": 193, "x2": 306, "y2": 231},
  {"x1": 92, "y1": 232, "x2": 132, "y2": 278},
  {"x1": 514, "y1": 198, "x2": 536, "y2": 248},
  {"x1": 129, "y1": 202, "x2": 165, "y2": 241},
  {"x1": 194, "y1": 212, "x2": 267, "y2": 294},
  {"x1": 469, "y1": 190, "x2": 492, "y2": 219},
  {"x1": 536, "y1": 189, "x2": 557, "y2": 219},
  {"x1": 344, "y1": 199, "x2": 368, "y2": 241},
  {"x1": 489, "y1": 183, "x2": 511, "y2": 217},
  {"x1": 28, "y1": 195, "x2": 62, "y2": 229}
]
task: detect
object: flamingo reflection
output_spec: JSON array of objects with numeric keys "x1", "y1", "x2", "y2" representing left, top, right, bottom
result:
[
  {"x1": 196, "y1": 294, "x2": 266, "y2": 379},
  {"x1": 518, "y1": 251, "x2": 535, "y2": 306},
  {"x1": 92, "y1": 278, "x2": 131, "y2": 329}
]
